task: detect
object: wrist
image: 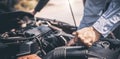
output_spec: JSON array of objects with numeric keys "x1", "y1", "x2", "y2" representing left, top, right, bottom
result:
[{"x1": 91, "y1": 26, "x2": 101, "y2": 38}]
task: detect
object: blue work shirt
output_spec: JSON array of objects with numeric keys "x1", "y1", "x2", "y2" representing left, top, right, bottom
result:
[{"x1": 79, "y1": 0, "x2": 120, "y2": 37}]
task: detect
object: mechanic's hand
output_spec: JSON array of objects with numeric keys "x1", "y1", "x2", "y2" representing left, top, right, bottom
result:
[
  {"x1": 17, "y1": 54, "x2": 42, "y2": 59},
  {"x1": 67, "y1": 27, "x2": 101, "y2": 47}
]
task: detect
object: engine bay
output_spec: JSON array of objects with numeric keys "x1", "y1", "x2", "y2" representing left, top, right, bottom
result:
[{"x1": 0, "y1": 11, "x2": 77, "y2": 59}]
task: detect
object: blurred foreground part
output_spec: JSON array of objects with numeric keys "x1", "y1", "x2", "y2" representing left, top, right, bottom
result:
[
  {"x1": 14, "y1": 0, "x2": 39, "y2": 11},
  {"x1": 0, "y1": 0, "x2": 39, "y2": 12}
]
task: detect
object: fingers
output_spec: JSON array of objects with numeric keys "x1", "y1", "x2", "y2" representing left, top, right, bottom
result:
[
  {"x1": 72, "y1": 31, "x2": 79, "y2": 42},
  {"x1": 67, "y1": 27, "x2": 100, "y2": 47},
  {"x1": 81, "y1": 38, "x2": 92, "y2": 47},
  {"x1": 72, "y1": 31, "x2": 78, "y2": 35},
  {"x1": 71, "y1": 27, "x2": 97, "y2": 47},
  {"x1": 67, "y1": 38, "x2": 76, "y2": 46},
  {"x1": 67, "y1": 31, "x2": 79, "y2": 46},
  {"x1": 77, "y1": 30, "x2": 93, "y2": 47}
]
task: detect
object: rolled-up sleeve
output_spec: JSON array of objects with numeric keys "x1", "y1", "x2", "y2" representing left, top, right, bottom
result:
[{"x1": 93, "y1": 1, "x2": 120, "y2": 37}]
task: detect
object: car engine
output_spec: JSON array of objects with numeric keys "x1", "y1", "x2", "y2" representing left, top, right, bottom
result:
[{"x1": 0, "y1": 11, "x2": 76, "y2": 59}]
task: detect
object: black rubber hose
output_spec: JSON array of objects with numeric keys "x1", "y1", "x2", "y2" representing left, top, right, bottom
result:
[{"x1": 42, "y1": 46, "x2": 87, "y2": 59}]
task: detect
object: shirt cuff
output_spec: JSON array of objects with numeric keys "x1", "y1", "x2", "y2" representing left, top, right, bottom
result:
[{"x1": 92, "y1": 16, "x2": 119, "y2": 38}]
